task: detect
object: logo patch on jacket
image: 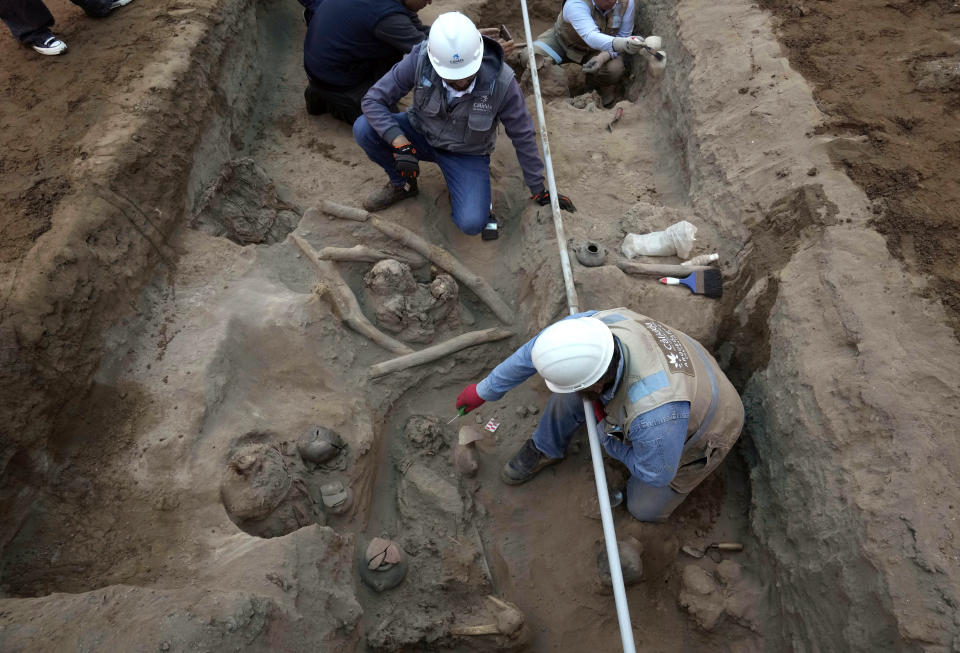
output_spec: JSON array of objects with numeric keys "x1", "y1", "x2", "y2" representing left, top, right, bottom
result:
[
  {"x1": 472, "y1": 96, "x2": 493, "y2": 112},
  {"x1": 641, "y1": 320, "x2": 695, "y2": 377}
]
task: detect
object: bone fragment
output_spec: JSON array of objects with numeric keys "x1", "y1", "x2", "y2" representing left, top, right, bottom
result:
[
  {"x1": 450, "y1": 624, "x2": 501, "y2": 636},
  {"x1": 450, "y1": 595, "x2": 524, "y2": 637},
  {"x1": 616, "y1": 258, "x2": 712, "y2": 277},
  {"x1": 317, "y1": 245, "x2": 425, "y2": 267},
  {"x1": 369, "y1": 327, "x2": 513, "y2": 378},
  {"x1": 319, "y1": 200, "x2": 515, "y2": 324},
  {"x1": 293, "y1": 233, "x2": 414, "y2": 355}
]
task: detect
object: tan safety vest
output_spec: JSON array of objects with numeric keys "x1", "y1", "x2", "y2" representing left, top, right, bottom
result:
[
  {"x1": 555, "y1": 0, "x2": 626, "y2": 61},
  {"x1": 593, "y1": 308, "x2": 745, "y2": 494}
]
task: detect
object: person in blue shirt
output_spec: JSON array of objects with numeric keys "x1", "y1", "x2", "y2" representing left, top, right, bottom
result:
[
  {"x1": 530, "y1": 0, "x2": 656, "y2": 106},
  {"x1": 455, "y1": 309, "x2": 744, "y2": 522}
]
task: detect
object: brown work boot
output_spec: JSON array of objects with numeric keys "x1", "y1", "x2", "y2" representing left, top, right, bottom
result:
[
  {"x1": 501, "y1": 438, "x2": 562, "y2": 485},
  {"x1": 363, "y1": 180, "x2": 418, "y2": 212}
]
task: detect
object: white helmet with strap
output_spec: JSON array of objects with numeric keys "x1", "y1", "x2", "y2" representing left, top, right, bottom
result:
[
  {"x1": 427, "y1": 12, "x2": 484, "y2": 80},
  {"x1": 531, "y1": 317, "x2": 615, "y2": 393}
]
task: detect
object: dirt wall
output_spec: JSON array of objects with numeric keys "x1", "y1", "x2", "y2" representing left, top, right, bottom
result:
[
  {"x1": 642, "y1": 0, "x2": 960, "y2": 649},
  {"x1": 0, "y1": 0, "x2": 259, "y2": 551}
]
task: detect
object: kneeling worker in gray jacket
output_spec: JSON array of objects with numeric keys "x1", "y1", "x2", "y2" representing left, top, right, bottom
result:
[{"x1": 353, "y1": 11, "x2": 575, "y2": 239}]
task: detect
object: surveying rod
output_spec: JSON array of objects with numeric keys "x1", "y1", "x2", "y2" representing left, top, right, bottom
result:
[{"x1": 516, "y1": 1, "x2": 637, "y2": 651}]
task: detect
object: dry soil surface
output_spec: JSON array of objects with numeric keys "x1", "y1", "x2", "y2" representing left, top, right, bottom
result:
[{"x1": 2, "y1": 0, "x2": 960, "y2": 651}]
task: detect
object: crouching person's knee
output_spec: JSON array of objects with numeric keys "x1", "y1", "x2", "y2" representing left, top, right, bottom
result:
[
  {"x1": 625, "y1": 477, "x2": 686, "y2": 522},
  {"x1": 453, "y1": 207, "x2": 489, "y2": 236}
]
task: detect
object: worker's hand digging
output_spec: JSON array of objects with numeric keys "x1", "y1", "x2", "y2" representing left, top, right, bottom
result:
[
  {"x1": 393, "y1": 143, "x2": 420, "y2": 180},
  {"x1": 532, "y1": 189, "x2": 577, "y2": 212},
  {"x1": 456, "y1": 383, "x2": 486, "y2": 414},
  {"x1": 583, "y1": 51, "x2": 612, "y2": 75}
]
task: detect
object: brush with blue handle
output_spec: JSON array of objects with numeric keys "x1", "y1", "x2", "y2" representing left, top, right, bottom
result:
[{"x1": 659, "y1": 269, "x2": 723, "y2": 298}]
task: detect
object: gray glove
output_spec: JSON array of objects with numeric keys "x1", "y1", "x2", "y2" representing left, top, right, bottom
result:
[
  {"x1": 583, "y1": 51, "x2": 612, "y2": 74},
  {"x1": 612, "y1": 36, "x2": 645, "y2": 54}
]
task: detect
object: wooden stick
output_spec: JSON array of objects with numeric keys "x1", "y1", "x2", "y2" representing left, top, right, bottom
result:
[
  {"x1": 292, "y1": 234, "x2": 414, "y2": 355},
  {"x1": 370, "y1": 327, "x2": 513, "y2": 378},
  {"x1": 317, "y1": 245, "x2": 426, "y2": 267},
  {"x1": 319, "y1": 200, "x2": 515, "y2": 325},
  {"x1": 615, "y1": 258, "x2": 713, "y2": 277}
]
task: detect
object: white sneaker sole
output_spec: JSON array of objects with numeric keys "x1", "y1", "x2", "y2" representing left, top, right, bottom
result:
[
  {"x1": 108, "y1": 0, "x2": 133, "y2": 7},
  {"x1": 32, "y1": 41, "x2": 67, "y2": 55}
]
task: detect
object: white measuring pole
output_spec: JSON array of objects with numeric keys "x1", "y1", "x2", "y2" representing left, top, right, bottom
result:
[{"x1": 516, "y1": 3, "x2": 637, "y2": 652}]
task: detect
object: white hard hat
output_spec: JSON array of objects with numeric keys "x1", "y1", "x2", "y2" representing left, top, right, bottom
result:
[
  {"x1": 427, "y1": 12, "x2": 484, "y2": 80},
  {"x1": 531, "y1": 317, "x2": 615, "y2": 393}
]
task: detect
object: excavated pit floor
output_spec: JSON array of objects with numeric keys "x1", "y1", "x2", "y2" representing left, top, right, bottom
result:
[{"x1": 0, "y1": 0, "x2": 769, "y2": 650}]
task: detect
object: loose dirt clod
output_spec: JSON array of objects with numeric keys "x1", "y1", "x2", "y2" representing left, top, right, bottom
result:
[{"x1": 597, "y1": 537, "x2": 644, "y2": 587}]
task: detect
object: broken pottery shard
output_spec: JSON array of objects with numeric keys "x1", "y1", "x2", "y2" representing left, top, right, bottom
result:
[
  {"x1": 453, "y1": 443, "x2": 479, "y2": 477},
  {"x1": 297, "y1": 425, "x2": 344, "y2": 465},
  {"x1": 458, "y1": 424, "x2": 485, "y2": 446},
  {"x1": 365, "y1": 537, "x2": 404, "y2": 570},
  {"x1": 320, "y1": 480, "x2": 352, "y2": 515},
  {"x1": 359, "y1": 537, "x2": 408, "y2": 592}
]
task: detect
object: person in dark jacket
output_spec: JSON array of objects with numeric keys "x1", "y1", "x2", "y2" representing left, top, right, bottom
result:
[
  {"x1": 303, "y1": 0, "x2": 431, "y2": 124},
  {"x1": 353, "y1": 11, "x2": 575, "y2": 239}
]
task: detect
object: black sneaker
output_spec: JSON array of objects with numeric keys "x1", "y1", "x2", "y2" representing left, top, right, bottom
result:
[
  {"x1": 481, "y1": 214, "x2": 499, "y2": 241},
  {"x1": 501, "y1": 438, "x2": 562, "y2": 485},
  {"x1": 29, "y1": 32, "x2": 67, "y2": 55}
]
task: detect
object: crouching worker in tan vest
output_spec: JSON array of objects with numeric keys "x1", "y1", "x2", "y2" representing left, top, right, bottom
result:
[
  {"x1": 530, "y1": 0, "x2": 659, "y2": 106},
  {"x1": 454, "y1": 309, "x2": 744, "y2": 521}
]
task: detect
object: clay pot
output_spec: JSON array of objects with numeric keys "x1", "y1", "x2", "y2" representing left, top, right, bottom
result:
[
  {"x1": 359, "y1": 537, "x2": 409, "y2": 592},
  {"x1": 320, "y1": 480, "x2": 353, "y2": 515},
  {"x1": 297, "y1": 425, "x2": 344, "y2": 466},
  {"x1": 575, "y1": 240, "x2": 608, "y2": 267},
  {"x1": 453, "y1": 443, "x2": 479, "y2": 477}
]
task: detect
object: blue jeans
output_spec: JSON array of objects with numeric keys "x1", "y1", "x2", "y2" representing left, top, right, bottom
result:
[
  {"x1": 353, "y1": 112, "x2": 491, "y2": 235},
  {"x1": 532, "y1": 393, "x2": 689, "y2": 522}
]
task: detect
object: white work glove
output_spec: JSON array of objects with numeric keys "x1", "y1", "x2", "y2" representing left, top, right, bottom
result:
[
  {"x1": 612, "y1": 36, "x2": 645, "y2": 54},
  {"x1": 583, "y1": 50, "x2": 612, "y2": 74}
]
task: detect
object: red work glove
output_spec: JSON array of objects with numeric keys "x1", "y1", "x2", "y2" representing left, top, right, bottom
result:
[
  {"x1": 531, "y1": 189, "x2": 577, "y2": 212},
  {"x1": 592, "y1": 399, "x2": 606, "y2": 423},
  {"x1": 456, "y1": 383, "x2": 486, "y2": 414}
]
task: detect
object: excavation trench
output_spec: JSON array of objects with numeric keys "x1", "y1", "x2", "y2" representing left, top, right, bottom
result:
[{"x1": 3, "y1": 0, "x2": 959, "y2": 650}]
